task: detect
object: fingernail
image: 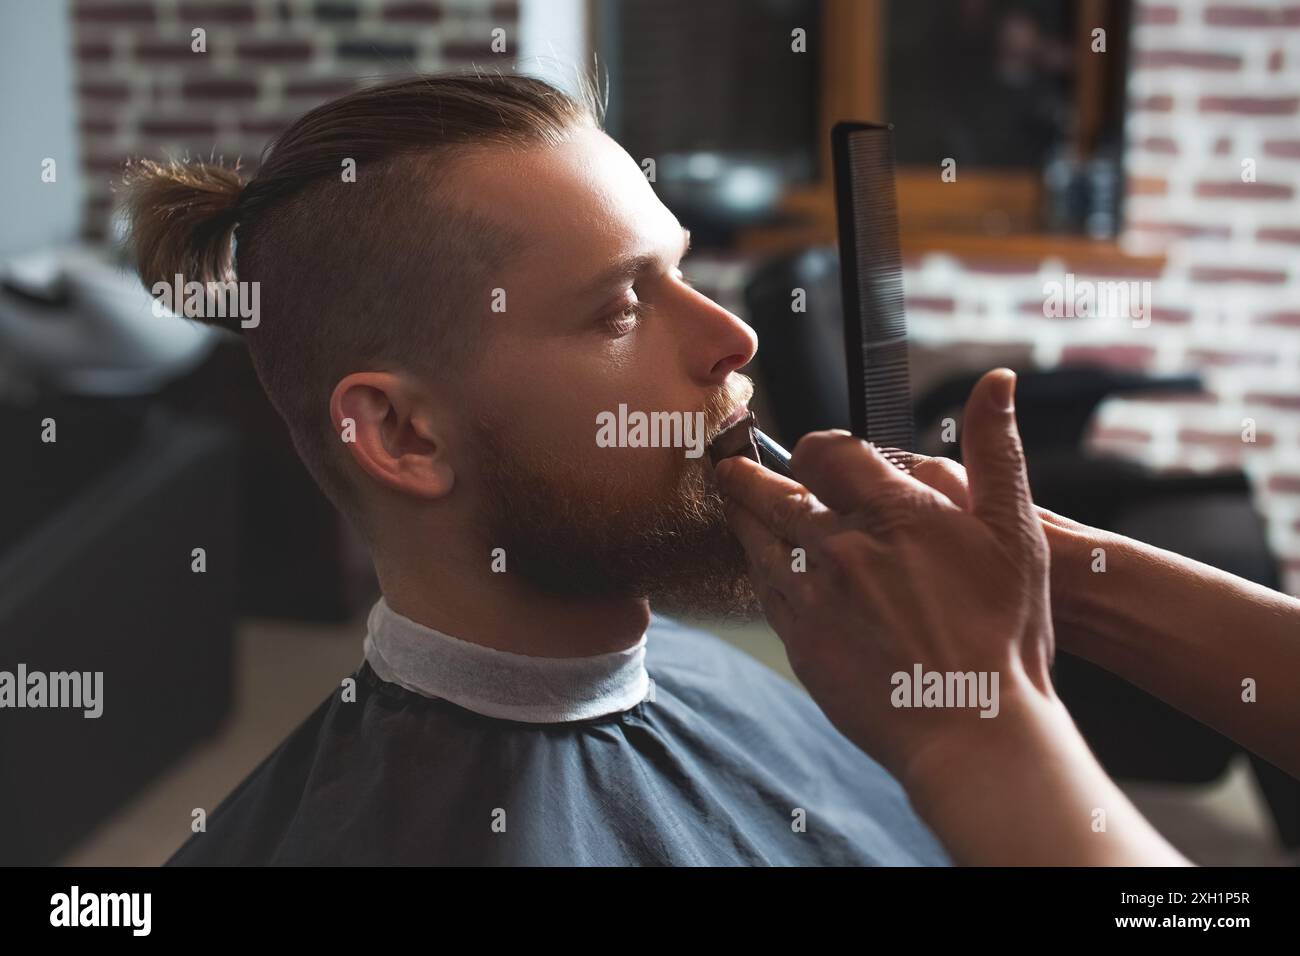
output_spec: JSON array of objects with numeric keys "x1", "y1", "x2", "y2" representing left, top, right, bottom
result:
[{"x1": 990, "y1": 369, "x2": 1016, "y2": 412}]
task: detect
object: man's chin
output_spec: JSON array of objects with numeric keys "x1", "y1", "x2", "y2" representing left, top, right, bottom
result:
[
  {"x1": 644, "y1": 572, "x2": 764, "y2": 623},
  {"x1": 631, "y1": 514, "x2": 763, "y2": 621},
  {"x1": 491, "y1": 511, "x2": 763, "y2": 622}
]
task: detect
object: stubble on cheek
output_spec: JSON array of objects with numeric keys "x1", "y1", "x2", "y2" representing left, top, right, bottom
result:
[{"x1": 470, "y1": 415, "x2": 758, "y2": 619}]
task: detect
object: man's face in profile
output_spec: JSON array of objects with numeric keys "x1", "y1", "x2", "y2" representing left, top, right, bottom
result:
[{"x1": 452, "y1": 126, "x2": 762, "y2": 618}]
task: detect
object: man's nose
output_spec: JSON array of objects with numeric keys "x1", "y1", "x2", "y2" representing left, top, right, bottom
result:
[{"x1": 681, "y1": 287, "x2": 758, "y2": 380}]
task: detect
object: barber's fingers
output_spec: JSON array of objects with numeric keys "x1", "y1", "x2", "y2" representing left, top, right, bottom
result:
[
  {"x1": 714, "y1": 455, "x2": 832, "y2": 544},
  {"x1": 909, "y1": 455, "x2": 972, "y2": 510},
  {"x1": 757, "y1": 581, "x2": 798, "y2": 634},
  {"x1": 789, "y1": 431, "x2": 955, "y2": 520},
  {"x1": 831, "y1": 444, "x2": 971, "y2": 511},
  {"x1": 724, "y1": 496, "x2": 806, "y2": 581},
  {"x1": 960, "y1": 369, "x2": 1037, "y2": 550},
  {"x1": 720, "y1": 491, "x2": 803, "y2": 633}
]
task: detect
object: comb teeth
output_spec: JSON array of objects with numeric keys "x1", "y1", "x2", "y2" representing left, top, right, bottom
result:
[
  {"x1": 833, "y1": 122, "x2": 915, "y2": 454},
  {"x1": 874, "y1": 446, "x2": 920, "y2": 475}
]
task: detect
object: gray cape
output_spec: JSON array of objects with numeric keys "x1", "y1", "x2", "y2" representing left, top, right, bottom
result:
[{"x1": 168, "y1": 616, "x2": 949, "y2": 865}]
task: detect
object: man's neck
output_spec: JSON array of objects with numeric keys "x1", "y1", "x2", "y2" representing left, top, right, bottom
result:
[{"x1": 374, "y1": 550, "x2": 652, "y2": 659}]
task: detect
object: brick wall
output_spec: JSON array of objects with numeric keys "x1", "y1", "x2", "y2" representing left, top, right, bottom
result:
[
  {"x1": 900, "y1": 1, "x2": 1300, "y2": 597},
  {"x1": 71, "y1": 0, "x2": 520, "y2": 241}
]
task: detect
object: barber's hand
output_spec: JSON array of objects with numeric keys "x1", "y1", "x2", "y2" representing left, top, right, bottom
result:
[
  {"x1": 715, "y1": 368, "x2": 1056, "y2": 784},
  {"x1": 895, "y1": 447, "x2": 1098, "y2": 656}
]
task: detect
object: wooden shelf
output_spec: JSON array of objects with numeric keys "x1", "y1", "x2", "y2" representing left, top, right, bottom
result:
[
  {"x1": 735, "y1": 220, "x2": 1167, "y2": 276},
  {"x1": 900, "y1": 232, "x2": 1166, "y2": 276}
]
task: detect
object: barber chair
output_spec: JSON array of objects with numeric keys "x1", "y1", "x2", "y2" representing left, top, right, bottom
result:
[{"x1": 0, "y1": 394, "x2": 239, "y2": 863}]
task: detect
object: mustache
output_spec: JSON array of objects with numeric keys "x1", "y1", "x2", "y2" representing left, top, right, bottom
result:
[{"x1": 703, "y1": 374, "x2": 756, "y2": 444}]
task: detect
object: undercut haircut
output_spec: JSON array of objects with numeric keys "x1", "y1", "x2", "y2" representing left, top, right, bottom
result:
[{"x1": 122, "y1": 72, "x2": 603, "y2": 533}]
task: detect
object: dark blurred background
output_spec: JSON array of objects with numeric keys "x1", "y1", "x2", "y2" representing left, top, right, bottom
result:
[{"x1": 1, "y1": 0, "x2": 1297, "y2": 865}]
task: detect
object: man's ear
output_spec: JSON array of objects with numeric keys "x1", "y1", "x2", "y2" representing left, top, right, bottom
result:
[{"x1": 330, "y1": 371, "x2": 456, "y2": 501}]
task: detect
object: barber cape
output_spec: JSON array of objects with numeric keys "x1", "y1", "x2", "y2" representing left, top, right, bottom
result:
[{"x1": 167, "y1": 597, "x2": 949, "y2": 866}]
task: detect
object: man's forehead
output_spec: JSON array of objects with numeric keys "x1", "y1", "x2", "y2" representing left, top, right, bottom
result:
[{"x1": 453, "y1": 128, "x2": 683, "y2": 297}]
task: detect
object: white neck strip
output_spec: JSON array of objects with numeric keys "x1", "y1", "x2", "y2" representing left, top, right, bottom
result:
[{"x1": 362, "y1": 597, "x2": 650, "y2": 724}]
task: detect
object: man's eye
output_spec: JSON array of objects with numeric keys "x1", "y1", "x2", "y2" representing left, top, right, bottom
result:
[{"x1": 604, "y1": 300, "x2": 646, "y2": 335}]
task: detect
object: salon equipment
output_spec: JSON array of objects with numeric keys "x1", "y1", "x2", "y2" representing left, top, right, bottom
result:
[
  {"x1": 0, "y1": 244, "x2": 219, "y2": 397},
  {"x1": 832, "y1": 122, "x2": 914, "y2": 459},
  {"x1": 0, "y1": 399, "x2": 238, "y2": 864},
  {"x1": 707, "y1": 411, "x2": 793, "y2": 478}
]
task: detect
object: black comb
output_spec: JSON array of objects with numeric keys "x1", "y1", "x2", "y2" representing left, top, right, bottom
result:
[{"x1": 831, "y1": 121, "x2": 914, "y2": 472}]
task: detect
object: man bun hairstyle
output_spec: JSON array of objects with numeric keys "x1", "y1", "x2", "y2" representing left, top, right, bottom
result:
[
  {"x1": 120, "y1": 72, "x2": 604, "y2": 534},
  {"x1": 123, "y1": 158, "x2": 246, "y2": 333}
]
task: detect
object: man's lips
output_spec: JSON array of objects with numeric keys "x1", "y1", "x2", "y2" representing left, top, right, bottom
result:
[{"x1": 705, "y1": 404, "x2": 751, "y2": 451}]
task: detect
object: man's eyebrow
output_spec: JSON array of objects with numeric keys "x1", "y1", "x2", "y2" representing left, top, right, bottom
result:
[{"x1": 580, "y1": 227, "x2": 693, "y2": 297}]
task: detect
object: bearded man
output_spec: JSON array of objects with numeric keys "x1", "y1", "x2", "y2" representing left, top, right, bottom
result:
[{"x1": 124, "y1": 73, "x2": 947, "y2": 866}]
